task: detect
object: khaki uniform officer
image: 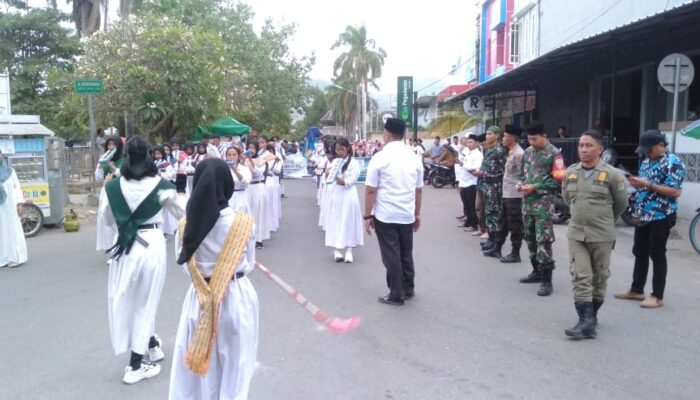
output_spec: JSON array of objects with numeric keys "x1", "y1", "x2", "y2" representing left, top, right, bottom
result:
[{"x1": 561, "y1": 131, "x2": 627, "y2": 339}]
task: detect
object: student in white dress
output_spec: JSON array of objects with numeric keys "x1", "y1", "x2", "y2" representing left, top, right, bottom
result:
[
  {"x1": 225, "y1": 146, "x2": 252, "y2": 214},
  {"x1": 245, "y1": 141, "x2": 269, "y2": 249},
  {"x1": 0, "y1": 149, "x2": 28, "y2": 268},
  {"x1": 183, "y1": 142, "x2": 197, "y2": 197},
  {"x1": 324, "y1": 137, "x2": 363, "y2": 263},
  {"x1": 318, "y1": 138, "x2": 338, "y2": 231},
  {"x1": 96, "y1": 136, "x2": 186, "y2": 384},
  {"x1": 170, "y1": 158, "x2": 259, "y2": 400},
  {"x1": 263, "y1": 144, "x2": 282, "y2": 234},
  {"x1": 153, "y1": 146, "x2": 179, "y2": 236}
]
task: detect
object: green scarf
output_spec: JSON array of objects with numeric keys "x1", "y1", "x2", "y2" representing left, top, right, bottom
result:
[{"x1": 105, "y1": 177, "x2": 175, "y2": 258}]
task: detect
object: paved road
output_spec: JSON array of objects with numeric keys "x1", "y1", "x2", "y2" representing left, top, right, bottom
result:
[{"x1": 1, "y1": 179, "x2": 699, "y2": 400}]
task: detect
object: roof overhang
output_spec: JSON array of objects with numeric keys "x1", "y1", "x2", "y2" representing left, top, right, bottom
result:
[
  {"x1": 0, "y1": 115, "x2": 55, "y2": 136},
  {"x1": 449, "y1": 1, "x2": 700, "y2": 102}
]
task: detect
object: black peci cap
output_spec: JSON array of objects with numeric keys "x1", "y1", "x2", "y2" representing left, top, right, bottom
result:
[{"x1": 384, "y1": 118, "x2": 406, "y2": 136}]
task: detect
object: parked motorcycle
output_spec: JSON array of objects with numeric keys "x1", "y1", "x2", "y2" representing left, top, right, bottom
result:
[
  {"x1": 552, "y1": 194, "x2": 571, "y2": 224},
  {"x1": 602, "y1": 148, "x2": 637, "y2": 226},
  {"x1": 430, "y1": 164, "x2": 456, "y2": 189}
]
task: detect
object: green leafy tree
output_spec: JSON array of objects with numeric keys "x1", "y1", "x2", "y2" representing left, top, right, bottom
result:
[
  {"x1": 71, "y1": 15, "x2": 238, "y2": 141},
  {"x1": 137, "y1": 1, "x2": 314, "y2": 137},
  {"x1": 0, "y1": 8, "x2": 81, "y2": 137},
  {"x1": 299, "y1": 86, "x2": 328, "y2": 129}
]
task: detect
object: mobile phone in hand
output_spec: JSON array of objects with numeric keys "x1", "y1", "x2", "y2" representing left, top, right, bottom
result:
[{"x1": 624, "y1": 173, "x2": 632, "y2": 178}]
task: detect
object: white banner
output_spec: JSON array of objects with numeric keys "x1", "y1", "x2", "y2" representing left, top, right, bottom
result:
[{"x1": 282, "y1": 153, "x2": 310, "y2": 179}]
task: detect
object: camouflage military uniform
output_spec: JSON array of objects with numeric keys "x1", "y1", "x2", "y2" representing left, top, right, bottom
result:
[
  {"x1": 519, "y1": 142, "x2": 560, "y2": 270},
  {"x1": 480, "y1": 144, "x2": 507, "y2": 235}
]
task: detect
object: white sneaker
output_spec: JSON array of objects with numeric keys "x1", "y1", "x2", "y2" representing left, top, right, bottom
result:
[
  {"x1": 344, "y1": 248, "x2": 353, "y2": 263},
  {"x1": 148, "y1": 335, "x2": 164, "y2": 362},
  {"x1": 122, "y1": 363, "x2": 161, "y2": 384},
  {"x1": 333, "y1": 249, "x2": 344, "y2": 262}
]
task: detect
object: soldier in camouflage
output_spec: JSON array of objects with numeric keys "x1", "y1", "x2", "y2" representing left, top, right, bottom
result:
[
  {"x1": 516, "y1": 121, "x2": 561, "y2": 296},
  {"x1": 475, "y1": 126, "x2": 508, "y2": 256}
]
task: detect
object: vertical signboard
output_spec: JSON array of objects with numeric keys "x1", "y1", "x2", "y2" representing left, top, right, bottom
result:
[
  {"x1": 397, "y1": 76, "x2": 413, "y2": 127},
  {"x1": 0, "y1": 73, "x2": 10, "y2": 116}
]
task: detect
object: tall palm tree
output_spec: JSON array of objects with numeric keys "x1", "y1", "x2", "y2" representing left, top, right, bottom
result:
[
  {"x1": 326, "y1": 78, "x2": 359, "y2": 137},
  {"x1": 70, "y1": 0, "x2": 101, "y2": 37},
  {"x1": 332, "y1": 25, "x2": 386, "y2": 140}
]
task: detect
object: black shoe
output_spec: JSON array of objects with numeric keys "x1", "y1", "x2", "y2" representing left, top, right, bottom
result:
[
  {"x1": 500, "y1": 253, "x2": 521, "y2": 263},
  {"x1": 519, "y1": 271, "x2": 542, "y2": 283},
  {"x1": 480, "y1": 240, "x2": 494, "y2": 250},
  {"x1": 377, "y1": 295, "x2": 404, "y2": 306},
  {"x1": 255, "y1": 242, "x2": 264, "y2": 249},
  {"x1": 483, "y1": 244, "x2": 502, "y2": 258},
  {"x1": 565, "y1": 302, "x2": 596, "y2": 339},
  {"x1": 405, "y1": 292, "x2": 415, "y2": 300}
]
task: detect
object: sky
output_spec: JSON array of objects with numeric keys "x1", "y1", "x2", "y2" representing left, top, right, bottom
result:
[
  {"x1": 245, "y1": 0, "x2": 477, "y2": 103},
  {"x1": 27, "y1": 0, "x2": 478, "y2": 108}
]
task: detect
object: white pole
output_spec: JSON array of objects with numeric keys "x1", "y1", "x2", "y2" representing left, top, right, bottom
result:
[{"x1": 671, "y1": 56, "x2": 681, "y2": 153}]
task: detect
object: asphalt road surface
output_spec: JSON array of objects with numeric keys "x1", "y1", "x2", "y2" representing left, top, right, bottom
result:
[{"x1": 1, "y1": 179, "x2": 699, "y2": 400}]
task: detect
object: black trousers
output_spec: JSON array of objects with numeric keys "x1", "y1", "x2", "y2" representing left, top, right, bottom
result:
[
  {"x1": 631, "y1": 214, "x2": 676, "y2": 300},
  {"x1": 374, "y1": 217, "x2": 415, "y2": 300},
  {"x1": 496, "y1": 198, "x2": 523, "y2": 245},
  {"x1": 459, "y1": 186, "x2": 478, "y2": 229}
]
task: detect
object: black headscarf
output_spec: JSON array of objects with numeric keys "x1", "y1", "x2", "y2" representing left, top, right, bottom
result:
[
  {"x1": 121, "y1": 136, "x2": 158, "y2": 181},
  {"x1": 104, "y1": 135, "x2": 124, "y2": 161},
  {"x1": 177, "y1": 158, "x2": 235, "y2": 265}
]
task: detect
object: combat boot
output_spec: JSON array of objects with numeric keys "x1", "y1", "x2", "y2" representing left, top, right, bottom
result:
[
  {"x1": 565, "y1": 302, "x2": 596, "y2": 339},
  {"x1": 592, "y1": 299, "x2": 604, "y2": 328},
  {"x1": 483, "y1": 242, "x2": 503, "y2": 258},
  {"x1": 564, "y1": 302, "x2": 584, "y2": 337},
  {"x1": 500, "y1": 243, "x2": 521, "y2": 263},
  {"x1": 537, "y1": 268, "x2": 553, "y2": 296},
  {"x1": 519, "y1": 259, "x2": 542, "y2": 283}
]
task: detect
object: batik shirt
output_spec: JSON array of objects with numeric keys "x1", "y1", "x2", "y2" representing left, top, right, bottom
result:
[{"x1": 634, "y1": 152, "x2": 685, "y2": 222}]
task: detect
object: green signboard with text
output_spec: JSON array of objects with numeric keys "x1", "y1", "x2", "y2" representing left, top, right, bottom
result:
[
  {"x1": 397, "y1": 76, "x2": 413, "y2": 127},
  {"x1": 74, "y1": 80, "x2": 103, "y2": 94}
]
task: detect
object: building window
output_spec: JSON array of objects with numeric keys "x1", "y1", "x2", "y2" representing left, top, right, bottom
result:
[
  {"x1": 518, "y1": 6, "x2": 539, "y2": 64},
  {"x1": 509, "y1": 22, "x2": 519, "y2": 65}
]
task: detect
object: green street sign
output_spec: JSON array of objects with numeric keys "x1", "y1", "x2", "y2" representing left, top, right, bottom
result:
[
  {"x1": 74, "y1": 80, "x2": 103, "y2": 94},
  {"x1": 397, "y1": 76, "x2": 413, "y2": 126}
]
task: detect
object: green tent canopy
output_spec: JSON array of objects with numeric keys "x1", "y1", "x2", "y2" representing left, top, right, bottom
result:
[{"x1": 195, "y1": 117, "x2": 250, "y2": 139}]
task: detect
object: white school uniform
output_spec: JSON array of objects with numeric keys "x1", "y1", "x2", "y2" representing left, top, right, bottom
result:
[
  {"x1": 157, "y1": 162, "x2": 179, "y2": 236},
  {"x1": 264, "y1": 158, "x2": 282, "y2": 233},
  {"x1": 0, "y1": 169, "x2": 28, "y2": 267},
  {"x1": 246, "y1": 161, "x2": 268, "y2": 243},
  {"x1": 324, "y1": 157, "x2": 364, "y2": 249},
  {"x1": 318, "y1": 158, "x2": 341, "y2": 231},
  {"x1": 228, "y1": 164, "x2": 252, "y2": 214},
  {"x1": 96, "y1": 176, "x2": 186, "y2": 356},
  {"x1": 169, "y1": 208, "x2": 258, "y2": 400}
]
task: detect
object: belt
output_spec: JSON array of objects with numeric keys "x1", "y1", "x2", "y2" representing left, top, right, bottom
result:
[
  {"x1": 250, "y1": 180, "x2": 264, "y2": 184},
  {"x1": 483, "y1": 177, "x2": 502, "y2": 184},
  {"x1": 138, "y1": 224, "x2": 159, "y2": 230},
  {"x1": 234, "y1": 189, "x2": 245, "y2": 192},
  {"x1": 204, "y1": 271, "x2": 245, "y2": 283}
]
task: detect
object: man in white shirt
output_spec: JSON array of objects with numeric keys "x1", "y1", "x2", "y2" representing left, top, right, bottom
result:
[
  {"x1": 456, "y1": 134, "x2": 483, "y2": 230},
  {"x1": 364, "y1": 118, "x2": 424, "y2": 306}
]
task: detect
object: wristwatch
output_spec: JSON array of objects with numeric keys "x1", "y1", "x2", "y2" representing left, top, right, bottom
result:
[{"x1": 363, "y1": 215, "x2": 373, "y2": 220}]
